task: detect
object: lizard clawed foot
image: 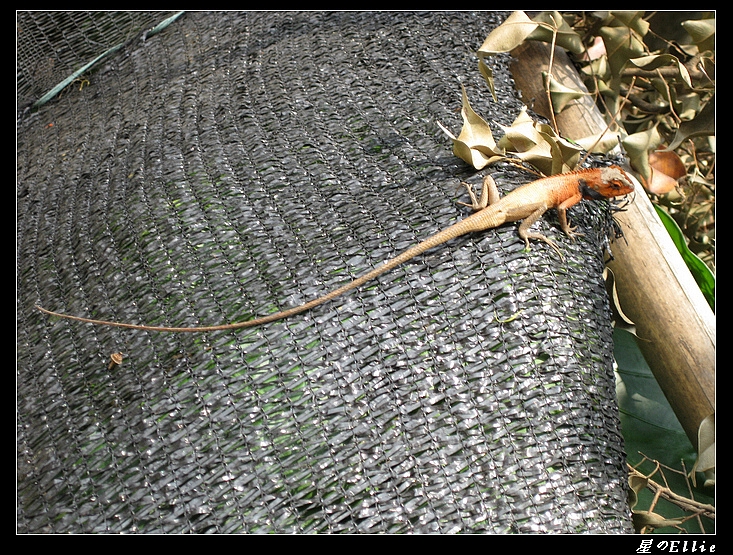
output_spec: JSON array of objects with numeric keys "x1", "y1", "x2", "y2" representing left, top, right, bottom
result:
[
  {"x1": 562, "y1": 225, "x2": 584, "y2": 242},
  {"x1": 456, "y1": 182, "x2": 485, "y2": 211},
  {"x1": 523, "y1": 234, "x2": 565, "y2": 260},
  {"x1": 456, "y1": 175, "x2": 498, "y2": 212}
]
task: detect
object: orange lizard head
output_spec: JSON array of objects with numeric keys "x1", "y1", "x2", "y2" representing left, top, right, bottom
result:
[{"x1": 579, "y1": 165, "x2": 635, "y2": 201}]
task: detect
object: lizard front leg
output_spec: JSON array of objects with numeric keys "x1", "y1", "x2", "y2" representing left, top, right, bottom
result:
[
  {"x1": 517, "y1": 206, "x2": 563, "y2": 258},
  {"x1": 556, "y1": 203, "x2": 584, "y2": 241}
]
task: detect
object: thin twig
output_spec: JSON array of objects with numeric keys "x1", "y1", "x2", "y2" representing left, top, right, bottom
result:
[
  {"x1": 628, "y1": 463, "x2": 715, "y2": 519},
  {"x1": 544, "y1": 16, "x2": 560, "y2": 135}
]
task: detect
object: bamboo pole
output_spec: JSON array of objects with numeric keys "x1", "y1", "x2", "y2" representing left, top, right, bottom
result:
[{"x1": 508, "y1": 39, "x2": 715, "y2": 449}]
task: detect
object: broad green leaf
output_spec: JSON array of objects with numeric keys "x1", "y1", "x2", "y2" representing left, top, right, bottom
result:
[
  {"x1": 653, "y1": 204, "x2": 715, "y2": 309},
  {"x1": 615, "y1": 329, "x2": 691, "y2": 442},
  {"x1": 614, "y1": 329, "x2": 714, "y2": 534}
]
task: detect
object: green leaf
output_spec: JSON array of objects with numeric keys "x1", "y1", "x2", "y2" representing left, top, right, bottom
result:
[
  {"x1": 614, "y1": 330, "x2": 693, "y2": 451},
  {"x1": 614, "y1": 329, "x2": 714, "y2": 533},
  {"x1": 653, "y1": 204, "x2": 715, "y2": 310}
]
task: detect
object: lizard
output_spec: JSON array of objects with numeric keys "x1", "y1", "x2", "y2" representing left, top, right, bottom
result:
[{"x1": 36, "y1": 165, "x2": 634, "y2": 332}]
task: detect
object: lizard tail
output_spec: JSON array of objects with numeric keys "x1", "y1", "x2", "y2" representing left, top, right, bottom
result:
[{"x1": 36, "y1": 216, "x2": 483, "y2": 333}]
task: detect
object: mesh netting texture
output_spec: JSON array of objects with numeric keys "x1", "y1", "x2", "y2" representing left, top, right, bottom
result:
[
  {"x1": 17, "y1": 11, "x2": 178, "y2": 110},
  {"x1": 17, "y1": 12, "x2": 633, "y2": 533}
]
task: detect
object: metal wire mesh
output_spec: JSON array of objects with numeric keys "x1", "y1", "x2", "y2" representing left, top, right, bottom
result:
[{"x1": 17, "y1": 11, "x2": 633, "y2": 533}]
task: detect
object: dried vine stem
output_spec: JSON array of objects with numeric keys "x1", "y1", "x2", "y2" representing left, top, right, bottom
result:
[{"x1": 628, "y1": 462, "x2": 715, "y2": 520}]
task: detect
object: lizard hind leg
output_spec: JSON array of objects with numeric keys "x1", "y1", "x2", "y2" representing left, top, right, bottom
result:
[{"x1": 456, "y1": 175, "x2": 501, "y2": 211}]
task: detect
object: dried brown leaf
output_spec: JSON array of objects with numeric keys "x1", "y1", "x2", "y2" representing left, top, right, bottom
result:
[
  {"x1": 477, "y1": 11, "x2": 538, "y2": 56},
  {"x1": 645, "y1": 149, "x2": 686, "y2": 194},
  {"x1": 440, "y1": 85, "x2": 504, "y2": 170}
]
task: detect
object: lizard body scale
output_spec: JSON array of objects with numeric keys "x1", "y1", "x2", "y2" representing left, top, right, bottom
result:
[{"x1": 36, "y1": 166, "x2": 634, "y2": 332}]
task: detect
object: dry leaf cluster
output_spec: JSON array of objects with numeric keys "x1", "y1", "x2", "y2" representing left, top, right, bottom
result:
[{"x1": 444, "y1": 11, "x2": 714, "y2": 272}]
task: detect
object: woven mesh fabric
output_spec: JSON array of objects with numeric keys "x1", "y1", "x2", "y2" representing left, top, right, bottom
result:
[
  {"x1": 17, "y1": 11, "x2": 176, "y2": 109},
  {"x1": 17, "y1": 11, "x2": 633, "y2": 533}
]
